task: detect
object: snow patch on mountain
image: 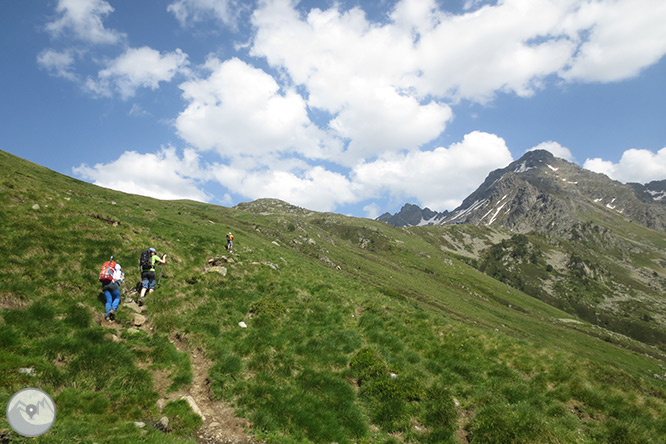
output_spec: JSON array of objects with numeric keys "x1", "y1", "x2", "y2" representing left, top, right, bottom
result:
[
  {"x1": 450, "y1": 199, "x2": 487, "y2": 221},
  {"x1": 514, "y1": 162, "x2": 532, "y2": 173},
  {"x1": 417, "y1": 214, "x2": 448, "y2": 226},
  {"x1": 648, "y1": 190, "x2": 666, "y2": 201}
]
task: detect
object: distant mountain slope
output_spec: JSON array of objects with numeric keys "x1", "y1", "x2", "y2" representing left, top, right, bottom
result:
[
  {"x1": 630, "y1": 179, "x2": 666, "y2": 205},
  {"x1": 379, "y1": 150, "x2": 666, "y2": 234},
  {"x1": 377, "y1": 203, "x2": 448, "y2": 227},
  {"x1": 3, "y1": 149, "x2": 666, "y2": 444}
]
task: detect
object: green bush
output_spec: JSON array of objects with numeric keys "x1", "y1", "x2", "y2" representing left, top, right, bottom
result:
[
  {"x1": 250, "y1": 297, "x2": 287, "y2": 319},
  {"x1": 349, "y1": 346, "x2": 387, "y2": 384},
  {"x1": 422, "y1": 382, "x2": 457, "y2": 433},
  {"x1": 468, "y1": 401, "x2": 547, "y2": 444}
]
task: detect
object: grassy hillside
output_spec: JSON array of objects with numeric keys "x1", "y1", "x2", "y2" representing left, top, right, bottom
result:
[{"x1": 2, "y1": 149, "x2": 666, "y2": 444}]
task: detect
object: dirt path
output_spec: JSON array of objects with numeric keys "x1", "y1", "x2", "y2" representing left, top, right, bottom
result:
[
  {"x1": 168, "y1": 333, "x2": 257, "y2": 444},
  {"x1": 96, "y1": 296, "x2": 257, "y2": 444}
]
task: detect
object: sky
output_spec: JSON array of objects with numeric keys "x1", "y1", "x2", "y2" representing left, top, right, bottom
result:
[{"x1": 2, "y1": 0, "x2": 666, "y2": 219}]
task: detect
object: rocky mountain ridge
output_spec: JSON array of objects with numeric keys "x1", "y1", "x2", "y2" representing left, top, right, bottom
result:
[
  {"x1": 379, "y1": 150, "x2": 666, "y2": 234},
  {"x1": 376, "y1": 203, "x2": 448, "y2": 227}
]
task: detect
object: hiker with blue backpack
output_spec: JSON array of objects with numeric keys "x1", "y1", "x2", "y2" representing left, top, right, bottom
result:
[
  {"x1": 138, "y1": 248, "x2": 167, "y2": 306},
  {"x1": 99, "y1": 257, "x2": 125, "y2": 321}
]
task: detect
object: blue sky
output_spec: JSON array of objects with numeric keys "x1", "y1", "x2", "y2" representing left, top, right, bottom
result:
[{"x1": 2, "y1": 0, "x2": 666, "y2": 218}]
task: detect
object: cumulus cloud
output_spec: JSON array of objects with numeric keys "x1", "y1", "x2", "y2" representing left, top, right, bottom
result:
[
  {"x1": 167, "y1": 0, "x2": 245, "y2": 29},
  {"x1": 37, "y1": 49, "x2": 79, "y2": 81},
  {"x1": 363, "y1": 203, "x2": 382, "y2": 219},
  {"x1": 352, "y1": 131, "x2": 514, "y2": 210},
  {"x1": 561, "y1": 0, "x2": 666, "y2": 82},
  {"x1": 251, "y1": 0, "x2": 666, "y2": 107},
  {"x1": 176, "y1": 57, "x2": 341, "y2": 162},
  {"x1": 528, "y1": 141, "x2": 574, "y2": 161},
  {"x1": 250, "y1": 1, "x2": 454, "y2": 160},
  {"x1": 209, "y1": 164, "x2": 359, "y2": 212},
  {"x1": 73, "y1": 147, "x2": 210, "y2": 201},
  {"x1": 45, "y1": 0, "x2": 125, "y2": 44},
  {"x1": 85, "y1": 47, "x2": 189, "y2": 99},
  {"x1": 413, "y1": 0, "x2": 577, "y2": 101},
  {"x1": 584, "y1": 147, "x2": 666, "y2": 184}
]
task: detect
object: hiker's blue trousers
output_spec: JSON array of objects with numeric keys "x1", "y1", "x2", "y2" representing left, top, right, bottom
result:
[{"x1": 104, "y1": 287, "x2": 121, "y2": 316}]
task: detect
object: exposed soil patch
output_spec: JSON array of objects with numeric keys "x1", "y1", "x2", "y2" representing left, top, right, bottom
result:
[
  {"x1": 0, "y1": 293, "x2": 29, "y2": 310},
  {"x1": 167, "y1": 334, "x2": 257, "y2": 444},
  {"x1": 93, "y1": 298, "x2": 257, "y2": 443}
]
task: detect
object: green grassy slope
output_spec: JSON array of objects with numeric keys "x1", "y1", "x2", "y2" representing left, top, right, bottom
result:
[{"x1": 2, "y1": 150, "x2": 666, "y2": 444}]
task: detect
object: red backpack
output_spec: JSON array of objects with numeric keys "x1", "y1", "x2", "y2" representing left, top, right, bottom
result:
[{"x1": 99, "y1": 259, "x2": 117, "y2": 283}]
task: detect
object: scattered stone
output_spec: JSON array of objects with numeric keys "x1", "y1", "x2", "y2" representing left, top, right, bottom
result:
[
  {"x1": 123, "y1": 300, "x2": 143, "y2": 314},
  {"x1": 264, "y1": 261, "x2": 280, "y2": 271},
  {"x1": 207, "y1": 255, "x2": 232, "y2": 266},
  {"x1": 133, "y1": 313, "x2": 147, "y2": 327},
  {"x1": 126, "y1": 327, "x2": 141, "y2": 335},
  {"x1": 154, "y1": 416, "x2": 169, "y2": 432},
  {"x1": 238, "y1": 321, "x2": 247, "y2": 328},
  {"x1": 206, "y1": 266, "x2": 227, "y2": 276},
  {"x1": 106, "y1": 334, "x2": 121, "y2": 343},
  {"x1": 272, "y1": 241, "x2": 281, "y2": 247},
  {"x1": 319, "y1": 255, "x2": 338, "y2": 269},
  {"x1": 156, "y1": 399, "x2": 167, "y2": 411},
  {"x1": 18, "y1": 367, "x2": 36, "y2": 376},
  {"x1": 31, "y1": 204, "x2": 40, "y2": 210},
  {"x1": 181, "y1": 395, "x2": 206, "y2": 421},
  {"x1": 134, "y1": 422, "x2": 146, "y2": 428}
]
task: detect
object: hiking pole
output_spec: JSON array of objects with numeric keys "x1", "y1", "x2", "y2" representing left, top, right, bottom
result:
[{"x1": 157, "y1": 263, "x2": 164, "y2": 289}]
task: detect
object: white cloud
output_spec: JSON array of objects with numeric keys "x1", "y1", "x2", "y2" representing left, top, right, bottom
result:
[
  {"x1": 37, "y1": 49, "x2": 78, "y2": 81},
  {"x1": 414, "y1": 0, "x2": 577, "y2": 101},
  {"x1": 352, "y1": 131, "x2": 514, "y2": 210},
  {"x1": 584, "y1": 147, "x2": 666, "y2": 184},
  {"x1": 250, "y1": 1, "x2": 454, "y2": 161},
  {"x1": 73, "y1": 147, "x2": 210, "y2": 201},
  {"x1": 363, "y1": 203, "x2": 382, "y2": 219},
  {"x1": 73, "y1": 131, "x2": 513, "y2": 213},
  {"x1": 209, "y1": 164, "x2": 359, "y2": 212},
  {"x1": 176, "y1": 57, "x2": 341, "y2": 162},
  {"x1": 528, "y1": 141, "x2": 574, "y2": 161},
  {"x1": 562, "y1": 0, "x2": 666, "y2": 82},
  {"x1": 167, "y1": 0, "x2": 244, "y2": 29},
  {"x1": 45, "y1": 0, "x2": 125, "y2": 44},
  {"x1": 85, "y1": 47, "x2": 189, "y2": 99},
  {"x1": 251, "y1": 0, "x2": 666, "y2": 110}
]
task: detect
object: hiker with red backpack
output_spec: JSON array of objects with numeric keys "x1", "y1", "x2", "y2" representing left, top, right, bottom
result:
[
  {"x1": 138, "y1": 248, "x2": 166, "y2": 306},
  {"x1": 99, "y1": 256, "x2": 125, "y2": 321}
]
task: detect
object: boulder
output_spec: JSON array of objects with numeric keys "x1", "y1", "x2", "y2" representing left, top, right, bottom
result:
[{"x1": 133, "y1": 314, "x2": 147, "y2": 327}]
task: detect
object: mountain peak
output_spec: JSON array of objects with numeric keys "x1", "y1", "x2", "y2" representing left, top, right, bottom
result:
[
  {"x1": 377, "y1": 203, "x2": 448, "y2": 227},
  {"x1": 379, "y1": 150, "x2": 666, "y2": 233}
]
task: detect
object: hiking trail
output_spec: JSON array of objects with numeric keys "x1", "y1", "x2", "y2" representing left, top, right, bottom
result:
[{"x1": 95, "y1": 292, "x2": 258, "y2": 444}]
